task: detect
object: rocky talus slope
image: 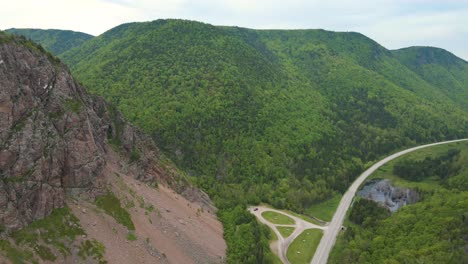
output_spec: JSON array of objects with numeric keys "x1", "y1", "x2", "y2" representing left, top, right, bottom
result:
[{"x1": 0, "y1": 33, "x2": 225, "y2": 263}]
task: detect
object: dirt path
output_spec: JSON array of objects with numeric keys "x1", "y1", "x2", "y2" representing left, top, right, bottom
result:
[{"x1": 249, "y1": 206, "x2": 326, "y2": 264}]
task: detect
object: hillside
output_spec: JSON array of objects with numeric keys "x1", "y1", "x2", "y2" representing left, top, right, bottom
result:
[
  {"x1": 0, "y1": 32, "x2": 225, "y2": 263},
  {"x1": 58, "y1": 19, "x2": 468, "y2": 262},
  {"x1": 392, "y1": 46, "x2": 468, "y2": 111},
  {"x1": 330, "y1": 141, "x2": 468, "y2": 263},
  {"x1": 6, "y1": 28, "x2": 93, "y2": 56}
]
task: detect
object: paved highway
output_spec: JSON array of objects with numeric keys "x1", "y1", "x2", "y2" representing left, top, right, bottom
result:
[{"x1": 311, "y1": 138, "x2": 468, "y2": 264}]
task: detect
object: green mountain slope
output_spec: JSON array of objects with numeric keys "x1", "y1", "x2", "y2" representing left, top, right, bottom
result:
[
  {"x1": 59, "y1": 19, "x2": 468, "y2": 263},
  {"x1": 6, "y1": 28, "x2": 93, "y2": 56},
  {"x1": 392, "y1": 46, "x2": 468, "y2": 110}
]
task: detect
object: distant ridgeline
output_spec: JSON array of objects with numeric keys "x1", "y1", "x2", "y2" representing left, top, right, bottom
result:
[
  {"x1": 5, "y1": 28, "x2": 93, "y2": 56},
  {"x1": 10, "y1": 20, "x2": 468, "y2": 263}
]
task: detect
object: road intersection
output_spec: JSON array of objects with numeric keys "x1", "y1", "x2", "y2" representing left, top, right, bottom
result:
[{"x1": 249, "y1": 206, "x2": 326, "y2": 264}]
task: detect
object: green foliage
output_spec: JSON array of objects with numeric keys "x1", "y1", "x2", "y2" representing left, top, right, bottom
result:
[
  {"x1": 1, "y1": 31, "x2": 61, "y2": 65},
  {"x1": 58, "y1": 19, "x2": 468, "y2": 262},
  {"x1": 0, "y1": 207, "x2": 102, "y2": 263},
  {"x1": 348, "y1": 198, "x2": 390, "y2": 227},
  {"x1": 12, "y1": 207, "x2": 85, "y2": 251},
  {"x1": 0, "y1": 30, "x2": 14, "y2": 44},
  {"x1": 332, "y1": 190, "x2": 468, "y2": 264},
  {"x1": 393, "y1": 47, "x2": 468, "y2": 111},
  {"x1": 0, "y1": 240, "x2": 36, "y2": 264},
  {"x1": 32, "y1": 245, "x2": 56, "y2": 261},
  {"x1": 95, "y1": 192, "x2": 135, "y2": 230},
  {"x1": 286, "y1": 229, "x2": 323, "y2": 264},
  {"x1": 219, "y1": 205, "x2": 272, "y2": 263},
  {"x1": 330, "y1": 143, "x2": 468, "y2": 264},
  {"x1": 6, "y1": 28, "x2": 93, "y2": 56},
  {"x1": 78, "y1": 239, "x2": 106, "y2": 264},
  {"x1": 261, "y1": 211, "x2": 295, "y2": 225},
  {"x1": 126, "y1": 232, "x2": 137, "y2": 241},
  {"x1": 130, "y1": 148, "x2": 141, "y2": 163},
  {"x1": 306, "y1": 194, "x2": 341, "y2": 222},
  {"x1": 393, "y1": 148, "x2": 460, "y2": 181},
  {"x1": 64, "y1": 99, "x2": 83, "y2": 113},
  {"x1": 277, "y1": 226, "x2": 294, "y2": 238}
]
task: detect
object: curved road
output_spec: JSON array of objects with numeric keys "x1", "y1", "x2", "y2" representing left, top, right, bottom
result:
[
  {"x1": 311, "y1": 138, "x2": 468, "y2": 264},
  {"x1": 249, "y1": 206, "x2": 326, "y2": 264}
]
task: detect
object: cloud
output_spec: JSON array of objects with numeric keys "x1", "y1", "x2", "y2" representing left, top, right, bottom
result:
[
  {"x1": 0, "y1": 0, "x2": 144, "y2": 35},
  {"x1": 357, "y1": 7, "x2": 468, "y2": 59}
]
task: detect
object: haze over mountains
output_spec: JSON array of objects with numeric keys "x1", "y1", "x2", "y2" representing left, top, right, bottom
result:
[
  {"x1": 6, "y1": 28, "x2": 93, "y2": 56},
  {"x1": 4, "y1": 19, "x2": 468, "y2": 263}
]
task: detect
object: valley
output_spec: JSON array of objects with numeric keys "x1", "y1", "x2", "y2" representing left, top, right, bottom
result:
[
  {"x1": 1, "y1": 17, "x2": 468, "y2": 264},
  {"x1": 250, "y1": 139, "x2": 468, "y2": 264}
]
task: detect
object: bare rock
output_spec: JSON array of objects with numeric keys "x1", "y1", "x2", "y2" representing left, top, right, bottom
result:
[{"x1": 0, "y1": 34, "x2": 216, "y2": 231}]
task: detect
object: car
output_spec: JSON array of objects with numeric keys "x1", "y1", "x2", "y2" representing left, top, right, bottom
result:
[{"x1": 253, "y1": 208, "x2": 258, "y2": 211}]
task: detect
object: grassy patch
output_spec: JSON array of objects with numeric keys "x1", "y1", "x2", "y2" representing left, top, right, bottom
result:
[
  {"x1": 0, "y1": 240, "x2": 36, "y2": 264},
  {"x1": 78, "y1": 239, "x2": 106, "y2": 264},
  {"x1": 33, "y1": 244, "x2": 56, "y2": 261},
  {"x1": 306, "y1": 194, "x2": 341, "y2": 222},
  {"x1": 277, "y1": 226, "x2": 295, "y2": 238},
  {"x1": 262, "y1": 226, "x2": 282, "y2": 264},
  {"x1": 286, "y1": 210, "x2": 323, "y2": 226},
  {"x1": 12, "y1": 207, "x2": 84, "y2": 253},
  {"x1": 259, "y1": 204, "x2": 324, "y2": 226},
  {"x1": 130, "y1": 148, "x2": 141, "y2": 163},
  {"x1": 2, "y1": 207, "x2": 86, "y2": 263},
  {"x1": 262, "y1": 211, "x2": 295, "y2": 225},
  {"x1": 287, "y1": 229, "x2": 323, "y2": 264},
  {"x1": 95, "y1": 192, "x2": 135, "y2": 230},
  {"x1": 64, "y1": 99, "x2": 83, "y2": 113},
  {"x1": 126, "y1": 232, "x2": 137, "y2": 241}
]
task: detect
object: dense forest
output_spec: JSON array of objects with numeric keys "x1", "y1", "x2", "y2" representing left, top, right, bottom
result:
[
  {"x1": 5, "y1": 28, "x2": 93, "y2": 56},
  {"x1": 10, "y1": 20, "x2": 468, "y2": 262},
  {"x1": 330, "y1": 142, "x2": 468, "y2": 263},
  {"x1": 392, "y1": 47, "x2": 468, "y2": 111}
]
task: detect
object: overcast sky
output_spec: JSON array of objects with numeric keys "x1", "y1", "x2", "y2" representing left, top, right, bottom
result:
[{"x1": 1, "y1": 0, "x2": 467, "y2": 60}]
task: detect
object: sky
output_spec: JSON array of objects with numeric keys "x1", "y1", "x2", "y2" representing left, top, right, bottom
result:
[{"x1": 1, "y1": 0, "x2": 467, "y2": 60}]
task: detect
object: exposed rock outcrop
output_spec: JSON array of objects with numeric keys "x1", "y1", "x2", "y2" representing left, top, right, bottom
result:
[
  {"x1": 0, "y1": 33, "x2": 213, "y2": 230},
  {"x1": 357, "y1": 179, "x2": 420, "y2": 212}
]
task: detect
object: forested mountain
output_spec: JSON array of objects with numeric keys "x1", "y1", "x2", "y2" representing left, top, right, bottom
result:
[
  {"x1": 56, "y1": 19, "x2": 468, "y2": 262},
  {"x1": 392, "y1": 46, "x2": 468, "y2": 111},
  {"x1": 5, "y1": 28, "x2": 93, "y2": 56}
]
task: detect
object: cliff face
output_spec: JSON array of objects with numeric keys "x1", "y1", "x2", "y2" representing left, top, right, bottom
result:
[
  {"x1": 0, "y1": 33, "x2": 199, "y2": 230},
  {"x1": 357, "y1": 179, "x2": 420, "y2": 212}
]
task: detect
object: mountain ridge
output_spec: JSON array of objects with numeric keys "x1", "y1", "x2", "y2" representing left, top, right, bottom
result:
[
  {"x1": 5, "y1": 20, "x2": 468, "y2": 263},
  {"x1": 5, "y1": 28, "x2": 93, "y2": 56}
]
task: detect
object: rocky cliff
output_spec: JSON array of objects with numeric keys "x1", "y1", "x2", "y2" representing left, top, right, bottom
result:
[
  {"x1": 0, "y1": 32, "x2": 211, "y2": 231},
  {"x1": 357, "y1": 179, "x2": 420, "y2": 212}
]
